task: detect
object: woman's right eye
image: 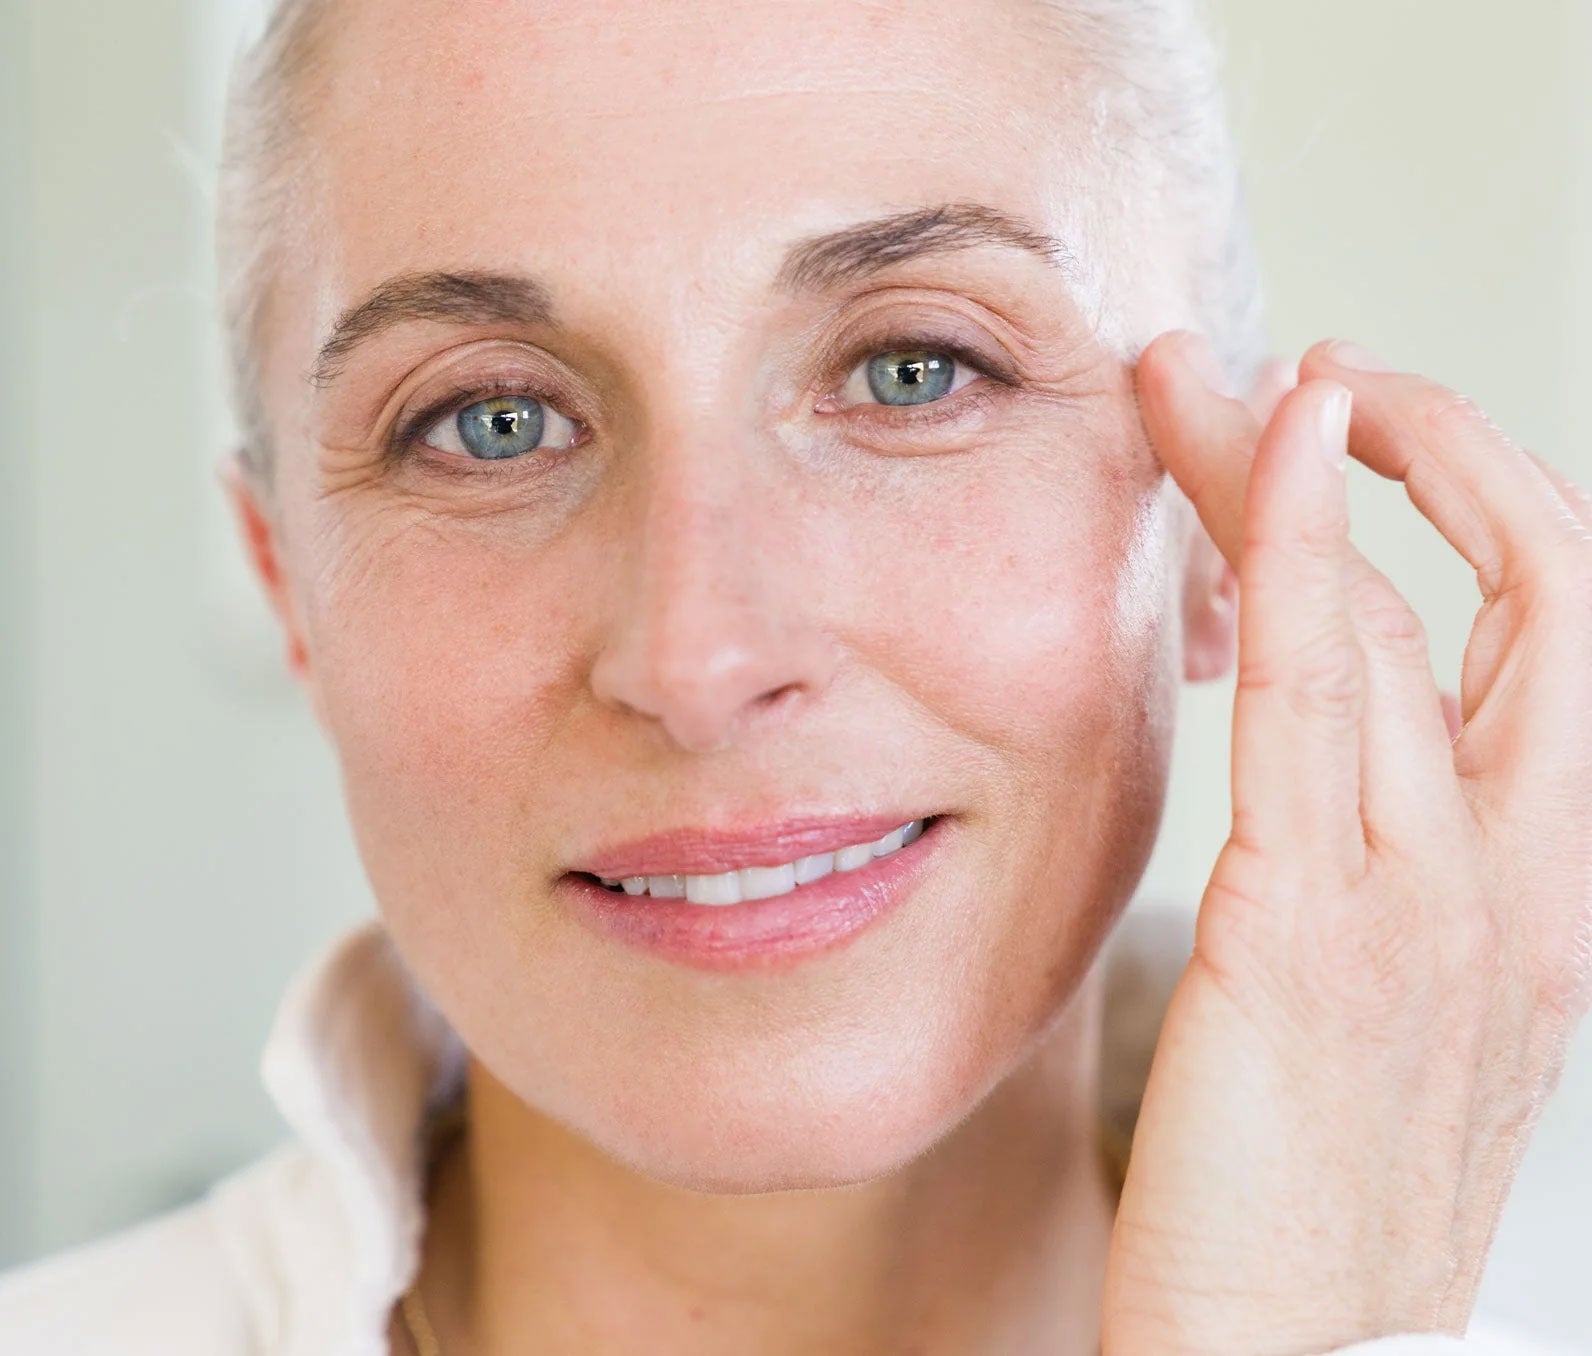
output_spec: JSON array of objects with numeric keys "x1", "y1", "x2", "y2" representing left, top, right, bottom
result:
[{"x1": 419, "y1": 394, "x2": 582, "y2": 461}]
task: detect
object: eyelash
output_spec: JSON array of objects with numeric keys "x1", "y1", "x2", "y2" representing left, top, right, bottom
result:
[{"x1": 388, "y1": 334, "x2": 1014, "y2": 473}]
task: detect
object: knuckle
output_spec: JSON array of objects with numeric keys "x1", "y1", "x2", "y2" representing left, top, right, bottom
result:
[
  {"x1": 1243, "y1": 625, "x2": 1365, "y2": 727},
  {"x1": 1346, "y1": 563, "x2": 1431, "y2": 664},
  {"x1": 1418, "y1": 386, "x2": 1511, "y2": 450},
  {"x1": 1242, "y1": 507, "x2": 1347, "y2": 572},
  {"x1": 1360, "y1": 597, "x2": 1431, "y2": 664},
  {"x1": 1296, "y1": 515, "x2": 1349, "y2": 564}
]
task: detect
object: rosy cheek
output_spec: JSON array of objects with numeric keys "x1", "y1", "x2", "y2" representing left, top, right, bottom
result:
[
  {"x1": 300, "y1": 419, "x2": 1164, "y2": 813},
  {"x1": 826, "y1": 451, "x2": 1159, "y2": 760}
]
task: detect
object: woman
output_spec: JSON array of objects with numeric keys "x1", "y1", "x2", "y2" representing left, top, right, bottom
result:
[{"x1": 3, "y1": 0, "x2": 1589, "y2": 1352}]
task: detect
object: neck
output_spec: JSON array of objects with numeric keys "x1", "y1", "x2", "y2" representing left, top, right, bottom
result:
[{"x1": 416, "y1": 973, "x2": 1117, "y2": 1356}]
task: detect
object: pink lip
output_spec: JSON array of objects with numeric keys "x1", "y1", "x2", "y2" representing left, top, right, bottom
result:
[
  {"x1": 558, "y1": 814, "x2": 952, "y2": 972},
  {"x1": 573, "y1": 810, "x2": 933, "y2": 878}
]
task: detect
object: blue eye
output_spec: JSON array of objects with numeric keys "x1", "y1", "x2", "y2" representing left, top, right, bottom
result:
[
  {"x1": 419, "y1": 394, "x2": 581, "y2": 460},
  {"x1": 841, "y1": 348, "x2": 981, "y2": 409}
]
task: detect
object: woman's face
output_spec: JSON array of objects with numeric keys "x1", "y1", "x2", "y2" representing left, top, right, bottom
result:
[{"x1": 238, "y1": 0, "x2": 1235, "y2": 1190}]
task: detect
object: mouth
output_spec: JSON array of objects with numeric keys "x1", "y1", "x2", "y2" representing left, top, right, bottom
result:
[
  {"x1": 576, "y1": 815, "x2": 942, "y2": 905},
  {"x1": 558, "y1": 814, "x2": 953, "y2": 971}
]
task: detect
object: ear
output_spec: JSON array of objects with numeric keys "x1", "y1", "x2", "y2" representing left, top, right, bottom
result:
[
  {"x1": 1179, "y1": 354, "x2": 1298, "y2": 685},
  {"x1": 216, "y1": 449, "x2": 326, "y2": 726},
  {"x1": 1180, "y1": 518, "x2": 1238, "y2": 683}
]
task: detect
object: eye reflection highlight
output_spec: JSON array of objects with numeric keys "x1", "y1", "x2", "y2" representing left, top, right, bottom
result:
[
  {"x1": 840, "y1": 346, "x2": 986, "y2": 410},
  {"x1": 422, "y1": 394, "x2": 582, "y2": 461}
]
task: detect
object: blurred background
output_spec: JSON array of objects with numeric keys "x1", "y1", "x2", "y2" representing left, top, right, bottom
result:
[{"x1": 1, "y1": 0, "x2": 1589, "y2": 1344}]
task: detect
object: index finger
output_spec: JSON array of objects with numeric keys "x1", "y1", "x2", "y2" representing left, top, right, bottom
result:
[{"x1": 1135, "y1": 329, "x2": 1261, "y2": 567}]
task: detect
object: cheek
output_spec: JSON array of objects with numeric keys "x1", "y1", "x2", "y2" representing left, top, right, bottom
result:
[
  {"x1": 291, "y1": 419, "x2": 1179, "y2": 904},
  {"x1": 293, "y1": 503, "x2": 584, "y2": 894},
  {"x1": 279, "y1": 437, "x2": 1183, "y2": 1185},
  {"x1": 830, "y1": 439, "x2": 1179, "y2": 775},
  {"x1": 848, "y1": 440, "x2": 1182, "y2": 1043}
]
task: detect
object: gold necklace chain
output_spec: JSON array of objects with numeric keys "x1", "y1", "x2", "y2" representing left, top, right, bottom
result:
[
  {"x1": 402, "y1": 1099, "x2": 468, "y2": 1356},
  {"x1": 401, "y1": 1282, "x2": 444, "y2": 1356},
  {"x1": 398, "y1": 1115, "x2": 1130, "y2": 1356}
]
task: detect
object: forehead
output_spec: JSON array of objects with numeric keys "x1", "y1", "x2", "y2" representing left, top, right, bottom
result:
[{"x1": 300, "y1": 0, "x2": 1110, "y2": 298}]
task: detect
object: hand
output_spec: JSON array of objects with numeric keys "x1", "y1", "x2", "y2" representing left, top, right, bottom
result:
[{"x1": 1099, "y1": 333, "x2": 1592, "y2": 1356}]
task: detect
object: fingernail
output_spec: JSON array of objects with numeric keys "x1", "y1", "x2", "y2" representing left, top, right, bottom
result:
[
  {"x1": 1327, "y1": 340, "x2": 1392, "y2": 372},
  {"x1": 1178, "y1": 331, "x2": 1232, "y2": 396},
  {"x1": 1318, "y1": 386, "x2": 1351, "y2": 469}
]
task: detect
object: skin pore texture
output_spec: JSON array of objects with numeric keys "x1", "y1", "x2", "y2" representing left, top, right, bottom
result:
[{"x1": 224, "y1": 1, "x2": 1246, "y2": 1351}]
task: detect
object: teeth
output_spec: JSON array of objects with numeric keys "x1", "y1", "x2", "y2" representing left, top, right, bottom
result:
[
  {"x1": 685, "y1": 870, "x2": 742, "y2": 906},
  {"x1": 602, "y1": 818, "x2": 930, "y2": 904},
  {"x1": 739, "y1": 862, "x2": 797, "y2": 901},
  {"x1": 871, "y1": 826, "x2": 904, "y2": 857},
  {"x1": 833, "y1": 842, "x2": 874, "y2": 871},
  {"x1": 793, "y1": 852, "x2": 835, "y2": 884}
]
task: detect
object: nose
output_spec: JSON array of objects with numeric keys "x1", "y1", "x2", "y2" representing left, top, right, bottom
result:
[{"x1": 588, "y1": 441, "x2": 840, "y2": 755}]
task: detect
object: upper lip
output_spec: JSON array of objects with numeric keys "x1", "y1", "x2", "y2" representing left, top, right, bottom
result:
[{"x1": 573, "y1": 810, "x2": 935, "y2": 879}]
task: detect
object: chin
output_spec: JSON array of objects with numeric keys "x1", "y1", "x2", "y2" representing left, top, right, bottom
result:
[
  {"x1": 562, "y1": 1037, "x2": 1011, "y2": 1196},
  {"x1": 597, "y1": 1110, "x2": 952, "y2": 1196}
]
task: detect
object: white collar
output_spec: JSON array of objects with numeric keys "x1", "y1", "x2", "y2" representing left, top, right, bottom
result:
[
  {"x1": 251, "y1": 904, "x2": 1186, "y2": 1353},
  {"x1": 258, "y1": 917, "x2": 467, "y2": 1355}
]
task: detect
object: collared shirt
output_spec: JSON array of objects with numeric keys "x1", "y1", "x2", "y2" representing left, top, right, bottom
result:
[{"x1": 0, "y1": 904, "x2": 1574, "y2": 1355}]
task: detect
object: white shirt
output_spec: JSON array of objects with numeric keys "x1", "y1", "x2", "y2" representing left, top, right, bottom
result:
[{"x1": 0, "y1": 903, "x2": 1575, "y2": 1355}]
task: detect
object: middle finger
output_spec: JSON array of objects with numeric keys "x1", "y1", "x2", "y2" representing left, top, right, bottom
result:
[
  {"x1": 1136, "y1": 331, "x2": 1467, "y2": 852},
  {"x1": 1300, "y1": 341, "x2": 1592, "y2": 801},
  {"x1": 1299, "y1": 341, "x2": 1586, "y2": 603}
]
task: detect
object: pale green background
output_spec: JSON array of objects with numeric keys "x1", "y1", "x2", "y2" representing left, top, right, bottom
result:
[{"x1": 2, "y1": 1, "x2": 1588, "y2": 1345}]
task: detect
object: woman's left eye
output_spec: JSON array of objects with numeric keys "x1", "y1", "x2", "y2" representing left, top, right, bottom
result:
[
  {"x1": 419, "y1": 394, "x2": 581, "y2": 461},
  {"x1": 838, "y1": 348, "x2": 984, "y2": 410}
]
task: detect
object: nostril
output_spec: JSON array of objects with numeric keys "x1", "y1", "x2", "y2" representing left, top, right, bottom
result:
[{"x1": 757, "y1": 682, "x2": 803, "y2": 712}]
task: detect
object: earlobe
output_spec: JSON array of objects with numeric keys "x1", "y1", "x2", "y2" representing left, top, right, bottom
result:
[
  {"x1": 216, "y1": 449, "x2": 314, "y2": 689},
  {"x1": 1181, "y1": 534, "x2": 1239, "y2": 684}
]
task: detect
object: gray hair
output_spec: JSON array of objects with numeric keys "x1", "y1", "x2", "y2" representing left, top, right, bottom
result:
[
  {"x1": 216, "y1": 0, "x2": 334, "y2": 489},
  {"x1": 215, "y1": 0, "x2": 1268, "y2": 490}
]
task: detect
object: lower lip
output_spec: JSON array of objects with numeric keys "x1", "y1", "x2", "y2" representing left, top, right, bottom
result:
[{"x1": 556, "y1": 816, "x2": 952, "y2": 972}]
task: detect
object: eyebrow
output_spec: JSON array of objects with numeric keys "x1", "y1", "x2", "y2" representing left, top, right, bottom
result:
[{"x1": 310, "y1": 200, "x2": 1077, "y2": 386}]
